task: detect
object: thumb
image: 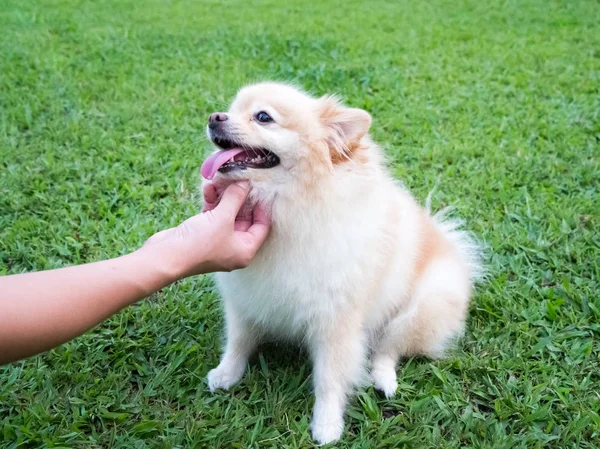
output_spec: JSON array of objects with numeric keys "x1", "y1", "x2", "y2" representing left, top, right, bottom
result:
[{"x1": 214, "y1": 182, "x2": 251, "y2": 221}]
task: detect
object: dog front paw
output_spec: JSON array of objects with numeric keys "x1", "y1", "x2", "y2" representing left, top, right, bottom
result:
[
  {"x1": 371, "y1": 367, "x2": 398, "y2": 398},
  {"x1": 206, "y1": 364, "x2": 245, "y2": 392},
  {"x1": 371, "y1": 356, "x2": 398, "y2": 398},
  {"x1": 310, "y1": 416, "x2": 343, "y2": 445}
]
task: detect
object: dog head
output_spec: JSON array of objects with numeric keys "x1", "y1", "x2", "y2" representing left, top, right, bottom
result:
[{"x1": 201, "y1": 83, "x2": 372, "y2": 187}]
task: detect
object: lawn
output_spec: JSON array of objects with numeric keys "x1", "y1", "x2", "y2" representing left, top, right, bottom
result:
[{"x1": 1, "y1": 0, "x2": 599, "y2": 447}]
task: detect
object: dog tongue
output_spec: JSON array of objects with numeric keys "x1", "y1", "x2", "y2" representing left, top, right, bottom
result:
[{"x1": 201, "y1": 148, "x2": 246, "y2": 180}]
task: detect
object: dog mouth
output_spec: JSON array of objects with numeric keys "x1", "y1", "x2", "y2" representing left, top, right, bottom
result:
[{"x1": 201, "y1": 136, "x2": 281, "y2": 180}]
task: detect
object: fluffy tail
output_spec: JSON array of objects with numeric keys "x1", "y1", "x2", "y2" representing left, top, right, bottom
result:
[{"x1": 431, "y1": 207, "x2": 485, "y2": 284}]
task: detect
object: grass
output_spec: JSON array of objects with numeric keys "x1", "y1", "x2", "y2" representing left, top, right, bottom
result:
[{"x1": 0, "y1": 0, "x2": 599, "y2": 447}]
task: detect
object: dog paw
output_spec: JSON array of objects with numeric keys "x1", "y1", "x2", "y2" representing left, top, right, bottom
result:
[
  {"x1": 371, "y1": 367, "x2": 398, "y2": 398},
  {"x1": 310, "y1": 417, "x2": 343, "y2": 445},
  {"x1": 206, "y1": 365, "x2": 244, "y2": 392}
]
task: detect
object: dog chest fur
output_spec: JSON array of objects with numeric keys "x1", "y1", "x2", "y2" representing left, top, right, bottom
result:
[{"x1": 215, "y1": 173, "x2": 420, "y2": 340}]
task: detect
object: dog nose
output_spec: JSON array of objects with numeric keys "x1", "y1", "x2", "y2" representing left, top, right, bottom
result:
[{"x1": 208, "y1": 112, "x2": 228, "y2": 129}]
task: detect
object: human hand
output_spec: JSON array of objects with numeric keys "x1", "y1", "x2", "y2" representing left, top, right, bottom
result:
[{"x1": 141, "y1": 182, "x2": 271, "y2": 278}]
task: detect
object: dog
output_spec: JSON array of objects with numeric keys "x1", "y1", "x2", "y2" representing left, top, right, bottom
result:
[{"x1": 201, "y1": 82, "x2": 481, "y2": 444}]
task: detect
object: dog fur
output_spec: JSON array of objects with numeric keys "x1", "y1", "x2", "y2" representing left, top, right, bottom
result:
[{"x1": 203, "y1": 82, "x2": 481, "y2": 444}]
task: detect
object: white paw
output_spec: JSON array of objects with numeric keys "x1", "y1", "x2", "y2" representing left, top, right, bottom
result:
[
  {"x1": 206, "y1": 364, "x2": 244, "y2": 392},
  {"x1": 371, "y1": 367, "x2": 398, "y2": 398},
  {"x1": 310, "y1": 417, "x2": 343, "y2": 445}
]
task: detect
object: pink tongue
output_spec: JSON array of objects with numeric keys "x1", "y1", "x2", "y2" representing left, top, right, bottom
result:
[{"x1": 201, "y1": 148, "x2": 246, "y2": 180}]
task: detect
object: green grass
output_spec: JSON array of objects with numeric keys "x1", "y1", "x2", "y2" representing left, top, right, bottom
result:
[{"x1": 1, "y1": 0, "x2": 599, "y2": 447}]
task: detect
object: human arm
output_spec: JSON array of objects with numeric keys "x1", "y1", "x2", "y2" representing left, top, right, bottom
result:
[{"x1": 0, "y1": 182, "x2": 270, "y2": 365}]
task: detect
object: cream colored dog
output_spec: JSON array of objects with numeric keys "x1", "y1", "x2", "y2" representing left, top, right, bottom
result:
[{"x1": 201, "y1": 83, "x2": 481, "y2": 444}]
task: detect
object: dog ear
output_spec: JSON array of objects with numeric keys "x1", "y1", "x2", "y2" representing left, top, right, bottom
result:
[{"x1": 317, "y1": 95, "x2": 371, "y2": 163}]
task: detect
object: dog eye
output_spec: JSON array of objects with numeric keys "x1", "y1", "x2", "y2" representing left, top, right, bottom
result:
[{"x1": 255, "y1": 111, "x2": 274, "y2": 123}]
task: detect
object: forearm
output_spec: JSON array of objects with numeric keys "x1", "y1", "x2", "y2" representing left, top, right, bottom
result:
[
  {"x1": 0, "y1": 248, "x2": 177, "y2": 365},
  {"x1": 0, "y1": 182, "x2": 268, "y2": 366}
]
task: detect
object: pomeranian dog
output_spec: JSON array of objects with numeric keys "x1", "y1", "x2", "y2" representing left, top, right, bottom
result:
[{"x1": 201, "y1": 83, "x2": 481, "y2": 444}]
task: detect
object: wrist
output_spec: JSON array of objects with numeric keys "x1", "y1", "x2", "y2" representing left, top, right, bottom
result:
[
  {"x1": 128, "y1": 245, "x2": 182, "y2": 290},
  {"x1": 134, "y1": 240, "x2": 209, "y2": 283}
]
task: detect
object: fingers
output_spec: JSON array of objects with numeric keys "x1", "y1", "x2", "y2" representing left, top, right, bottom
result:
[
  {"x1": 234, "y1": 219, "x2": 252, "y2": 232},
  {"x1": 251, "y1": 201, "x2": 272, "y2": 227},
  {"x1": 233, "y1": 200, "x2": 254, "y2": 232},
  {"x1": 213, "y1": 182, "x2": 250, "y2": 220},
  {"x1": 244, "y1": 221, "x2": 271, "y2": 251},
  {"x1": 203, "y1": 183, "x2": 219, "y2": 212},
  {"x1": 241, "y1": 202, "x2": 272, "y2": 249}
]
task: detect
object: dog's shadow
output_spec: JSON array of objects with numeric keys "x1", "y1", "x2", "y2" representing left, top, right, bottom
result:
[
  {"x1": 250, "y1": 341, "x2": 310, "y2": 376},
  {"x1": 242, "y1": 343, "x2": 433, "y2": 399},
  {"x1": 252, "y1": 341, "x2": 309, "y2": 366},
  {"x1": 233, "y1": 342, "x2": 314, "y2": 403}
]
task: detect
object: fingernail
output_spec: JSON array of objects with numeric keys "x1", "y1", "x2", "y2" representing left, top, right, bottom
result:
[{"x1": 236, "y1": 181, "x2": 250, "y2": 189}]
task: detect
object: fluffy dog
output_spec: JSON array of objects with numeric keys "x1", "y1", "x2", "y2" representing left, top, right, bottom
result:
[{"x1": 201, "y1": 83, "x2": 481, "y2": 444}]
